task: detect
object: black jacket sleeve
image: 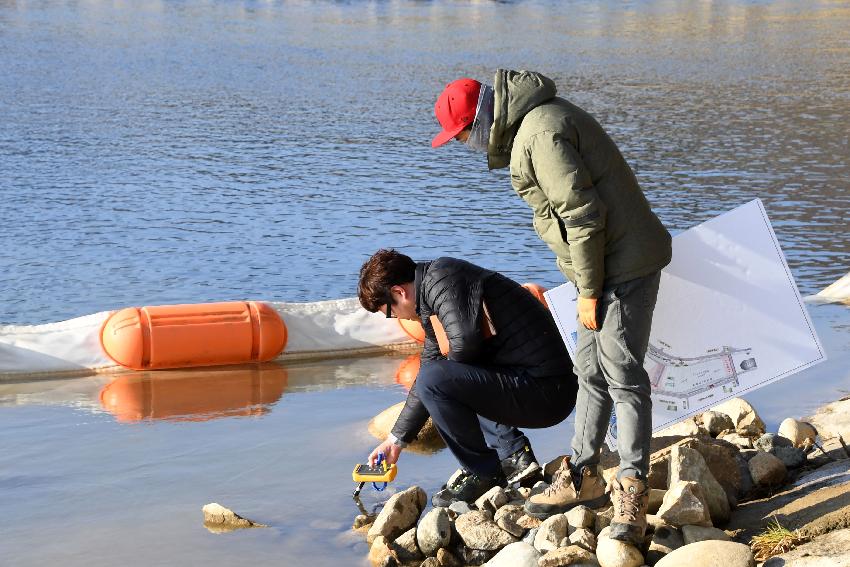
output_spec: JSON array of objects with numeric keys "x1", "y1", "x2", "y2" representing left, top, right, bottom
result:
[{"x1": 390, "y1": 378, "x2": 430, "y2": 444}]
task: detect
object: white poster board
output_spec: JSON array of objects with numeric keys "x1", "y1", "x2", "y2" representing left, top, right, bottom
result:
[{"x1": 545, "y1": 199, "x2": 826, "y2": 446}]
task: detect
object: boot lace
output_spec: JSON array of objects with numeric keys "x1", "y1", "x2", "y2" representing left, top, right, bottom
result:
[
  {"x1": 615, "y1": 487, "x2": 642, "y2": 522},
  {"x1": 543, "y1": 463, "x2": 573, "y2": 497}
]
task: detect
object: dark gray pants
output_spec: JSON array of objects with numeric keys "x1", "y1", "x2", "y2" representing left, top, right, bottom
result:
[
  {"x1": 417, "y1": 360, "x2": 578, "y2": 476},
  {"x1": 570, "y1": 271, "x2": 661, "y2": 480}
]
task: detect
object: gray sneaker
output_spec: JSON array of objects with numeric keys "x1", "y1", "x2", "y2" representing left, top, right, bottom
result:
[{"x1": 432, "y1": 470, "x2": 507, "y2": 507}]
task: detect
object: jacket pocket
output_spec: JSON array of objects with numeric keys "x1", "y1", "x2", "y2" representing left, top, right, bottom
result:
[{"x1": 532, "y1": 214, "x2": 572, "y2": 261}]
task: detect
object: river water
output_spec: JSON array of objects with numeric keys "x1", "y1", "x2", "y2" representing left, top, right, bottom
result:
[{"x1": 1, "y1": 1, "x2": 848, "y2": 565}]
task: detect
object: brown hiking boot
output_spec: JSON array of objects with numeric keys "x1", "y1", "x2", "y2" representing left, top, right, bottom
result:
[
  {"x1": 523, "y1": 457, "x2": 609, "y2": 519},
  {"x1": 609, "y1": 476, "x2": 650, "y2": 546}
]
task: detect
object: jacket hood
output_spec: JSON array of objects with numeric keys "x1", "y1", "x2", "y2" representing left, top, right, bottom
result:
[{"x1": 488, "y1": 69, "x2": 557, "y2": 170}]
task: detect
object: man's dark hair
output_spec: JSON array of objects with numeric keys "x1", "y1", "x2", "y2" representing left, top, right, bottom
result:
[{"x1": 358, "y1": 249, "x2": 416, "y2": 312}]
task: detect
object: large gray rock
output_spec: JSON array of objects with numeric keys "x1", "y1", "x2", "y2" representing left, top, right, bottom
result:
[
  {"x1": 778, "y1": 418, "x2": 818, "y2": 449},
  {"x1": 748, "y1": 451, "x2": 787, "y2": 487},
  {"x1": 475, "y1": 485, "x2": 510, "y2": 513},
  {"x1": 719, "y1": 432, "x2": 753, "y2": 449},
  {"x1": 710, "y1": 398, "x2": 755, "y2": 425},
  {"x1": 367, "y1": 535, "x2": 395, "y2": 567},
  {"x1": 756, "y1": 434, "x2": 806, "y2": 468},
  {"x1": 711, "y1": 398, "x2": 765, "y2": 437},
  {"x1": 437, "y1": 548, "x2": 461, "y2": 567},
  {"x1": 595, "y1": 506, "x2": 614, "y2": 534},
  {"x1": 482, "y1": 541, "x2": 540, "y2": 567},
  {"x1": 657, "y1": 417, "x2": 703, "y2": 437},
  {"x1": 538, "y1": 545, "x2": 598, "y2": 566},
  {"x1": 367, "y1": 485, "x2": 427, "y2": 544},
  {"x1": 449, "y1": 500, "x2": 473, "y2": 516},
  {"x1": 702, "y1": 411, "x2": 735, "y2": 437},
  {"x1": 648, "y1": 489, "x2": 666, "y2": 515},
  {"x1": 646, "y1": 514, "x2": 670, "y2": 532},
  {"x1": 755, "y1": 433, "x2": 793, "y2": 452},
  {"x1": 368, "y1": 402, "x2": 445, "y2": 451},
  {"x1": 808, "y1": 398, "x2": 850, "y2": 443},
  {"x1": 645, "y1": 525, "x2": 683, "y2": 566},
  {"x1": 569, "y1": 528, "x2": 597, "y2": 552},
  {"x1": 656, "y1": 481, "x2": 713, "y2": 527},
  {"x1": 201, "y1": 503, "x2": 267, "y2": 533},
  {"x1": 737, "y1": 413, "x2": 767, "y2": 437},
  {"x1": 567, "y1": 505, "x2": 596, "y2": 529},
  {"x1": 517, "y1": 514, "x2": 542, "y2": 529},
  {"x1": 416, "y1": 507, "x2": 451, "y2": 557},
  {"x1": 681, "y1": 525, "x2": 731, "y2": 545},
  {"x1": 596, "y1": 535, "x2": 643, "y2": 567},
  {"x1": 533, "y1": 513, "x2": 569, "y2": 553},
  {"x1": 668, "y1": 445, "x2": 730, "y2": 524},
  {"x1": 647, "y1": 437, "x2": 741, "y2": 498},
  {"x1": 735, "y1": 453, "x2": 754, "y2": 497},
  {"x1": 763, "y1": 527, "x2": 850, "y2": 566},
  {"x1": 654, "y1": 540, "x2": 754, "y2": 567},
  {"x1": 455, "y1": 510, "x2": 518, "y2": 551},
  {"x1": 456, "y1": 545, "x2": 496, "y2": 565},
  {"x1": 393, "y1": 527, "x2": 422, "y2": 563},
  {"x1": 493, "y1": 504, "x2": 526, "y2": 537},
  {"x1": 772, "y1": 445, "x2": 807, "y2": 468},
  {"x1": 353, "y1": 513, "x2": 376, "y2": 531}
]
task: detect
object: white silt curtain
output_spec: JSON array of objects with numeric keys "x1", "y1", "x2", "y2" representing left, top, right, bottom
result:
[{"x1": 0, "y1": 298, "x2": 415, "y2": 380}]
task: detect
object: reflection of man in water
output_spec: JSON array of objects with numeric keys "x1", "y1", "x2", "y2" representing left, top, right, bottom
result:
[
  {"x1": 359, "y1": 249, "x2": 578, "y2": 507},
  {"x1": 431, "y1": 70, "x2": 672, "y2": 544}
]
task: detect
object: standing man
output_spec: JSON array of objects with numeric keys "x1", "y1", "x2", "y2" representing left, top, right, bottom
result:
[
  {"x1": 359, "y1": 249, "x2": 578, "y2": 506},
  {"x1": 431, "y1": 71, "x2": 672, "y2": 546}
]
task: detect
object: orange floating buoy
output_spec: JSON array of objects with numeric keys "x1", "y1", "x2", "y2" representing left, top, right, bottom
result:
[
  {"x1": 397, "y1": 318, "x2": 426, "y2": 343},
  {"x1": 100, "y1": 301, "x2": 287, "y2": 371},
  {"x1": 394, "y1": 354, "x2": 421, "y2": 390},
  {"x1": 396, "y1": 318, "x2": 449, "y2": 354},
  {"x1": 522, "y1": 282, "x2": 550, "y2": 309}
]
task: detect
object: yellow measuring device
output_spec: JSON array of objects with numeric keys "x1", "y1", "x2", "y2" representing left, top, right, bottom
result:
[
  {"x1": 352, "y1": 453, "x2": 397, "y2": 497},
  {"x1": 352, "y1": 462, "x2": 398, "y2": 483}
]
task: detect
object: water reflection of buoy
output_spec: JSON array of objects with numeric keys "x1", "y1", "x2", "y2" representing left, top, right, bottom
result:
[
  {"x1": 99, "y1": 363, "x2": 288, "y2": 422},
  {"x1": 394, "y1": 354, "x2": 421, "y2": 390},
  {"x1": 99, "y1": 301, "x2": 287, "y2": 371}
]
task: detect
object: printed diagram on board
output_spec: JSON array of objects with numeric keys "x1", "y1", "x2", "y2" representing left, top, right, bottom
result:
[
  {"x1": 647, "y1": 341, "x2": 757, "y2": 411},
  {"x1": 605, "y1": 343, "x2": 756, "y2": 446}
]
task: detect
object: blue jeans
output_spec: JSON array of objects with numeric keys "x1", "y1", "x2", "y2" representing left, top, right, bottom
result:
[
  {"x1": 416, "y1": 359, "x2": 578, "y2": 476},
  {"x1": 570, "y1": 271, "x2": 661, "y2": 480}
]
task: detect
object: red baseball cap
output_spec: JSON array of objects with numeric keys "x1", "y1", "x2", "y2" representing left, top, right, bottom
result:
[{"x1": 431, "y1": 78, "x2": 482, "y2": 148}]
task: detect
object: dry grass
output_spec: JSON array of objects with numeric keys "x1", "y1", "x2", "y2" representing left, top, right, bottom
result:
[{"x1": 750, "y1": 517, "x2": 808, "y2": 562}]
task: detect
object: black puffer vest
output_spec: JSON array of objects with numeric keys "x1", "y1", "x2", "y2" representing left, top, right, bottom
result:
[{"x1": 392, "y1": 257, "x2": 575, "y2": 443}]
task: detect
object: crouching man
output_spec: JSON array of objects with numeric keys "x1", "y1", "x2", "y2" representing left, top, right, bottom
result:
[{"x1": 359, "y1": 249, "x2": 578, "y2": 506}]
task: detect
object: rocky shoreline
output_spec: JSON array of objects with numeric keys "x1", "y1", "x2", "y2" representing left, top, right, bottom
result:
[{"x1": 355, "y1": 396, "x2": 850, "y2": 567}]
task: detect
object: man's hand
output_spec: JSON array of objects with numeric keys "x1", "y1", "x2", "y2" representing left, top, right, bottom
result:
[
  {"x1": 368, "y1": 438, "x2": 402, "y2": 466},
  {"x1": 577, "y1": 296, "x2": 599, "y2": 330}
]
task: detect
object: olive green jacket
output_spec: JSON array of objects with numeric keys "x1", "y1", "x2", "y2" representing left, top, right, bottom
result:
[{"x1": 487, "y1": 69, "x2": 672, "y2": 298}]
